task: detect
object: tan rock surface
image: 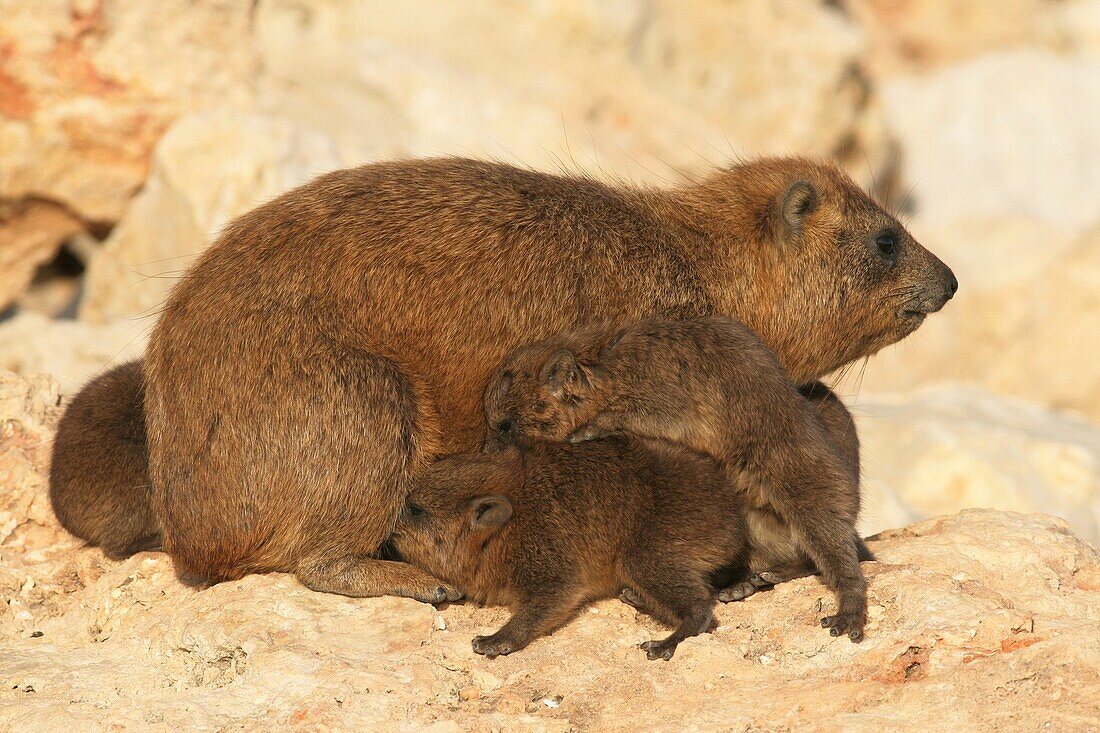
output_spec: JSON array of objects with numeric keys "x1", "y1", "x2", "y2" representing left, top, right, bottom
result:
[
  {"x1": 0, "y1": 312, "x2": 147, "y2": 394},
  {"x1": 855, "y1": 386, "x2": 1100, "y2": 544},
  {"x1": 2, "y1": 369, "x2": 1099, "y2": 731},
  {"x1": 0, "y1": 0, "x2": 256, "y2": 223},
  {"x1": 847, "y1": 0, "x2": 1100, "y2": 77},
  {"x1": 79, "y1": 110, "x2": 343, "y2": 323},
  {"x1": 0, "y1": 200, "x2": 82, "y2": 311},
  {"x1": 880, "y1": 51, "x2": 1100, "y2": 233},
  {"x1": 848, "y1": 222, "x2": 1100, "y2": 423}
]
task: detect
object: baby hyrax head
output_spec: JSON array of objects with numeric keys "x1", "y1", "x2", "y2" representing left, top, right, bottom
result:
[
  {"x1": 482, "y1": 341, "x2": 609, "y2": 452},
  {"x1": 390, "y1": 452, "x2": 516, "y2": 587}
]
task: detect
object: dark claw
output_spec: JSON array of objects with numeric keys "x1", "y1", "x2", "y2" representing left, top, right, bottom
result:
[
  {"x1": 619, "y1": 587, "x2": 644, "y2": 608},
  {"x1": 640, "y1": 640, "x2": 677, "y2": 661},
  {"x1": 756, "y1": 571, "x2": 782, "y2": 585},
  {"x1": 820, "y1": 614, "x2": 866, "y2": 643},
  {"x1": 472, "y1": 634, "x2": 515, "y2": 658},
  {"x1": 718, "y1": 581, "x2": 757, "y2": 603}
]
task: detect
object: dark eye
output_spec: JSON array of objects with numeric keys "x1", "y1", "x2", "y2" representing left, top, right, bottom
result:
[
  {"x1": 495, "y1": 419, "x2": 514, "y2": 434},
  {"x1": 875, "y1": 232, "x2": 898, "y2": 259},
  {"x1": 407, "y1": 502, "x2": 426, "y2": 518}
]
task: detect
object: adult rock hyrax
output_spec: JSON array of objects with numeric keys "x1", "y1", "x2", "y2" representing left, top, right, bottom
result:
[
  {"x1": 390, "y1": 436, "x2": 748, "y2": 660},
  {"x1": 483, "y1": 316, "x2": 871, "y2": 640},
  {"x1": 50, "y1": 156, "x2": 956, "y2": 601}
]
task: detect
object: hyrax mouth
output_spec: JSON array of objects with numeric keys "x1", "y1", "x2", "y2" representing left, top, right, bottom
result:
[{"x1": 901, "y1": 309, "x2": 928, "y2": 323}]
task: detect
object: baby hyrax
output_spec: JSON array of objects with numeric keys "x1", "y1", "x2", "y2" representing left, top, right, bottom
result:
[
  {"x1": 390, "y1": 437, "x2": 748, "y2": 660},
  {"x1": 484, "y1": 316, "x2": 869, "y2": 642}
]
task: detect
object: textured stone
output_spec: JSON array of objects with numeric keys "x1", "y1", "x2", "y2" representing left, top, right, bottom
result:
[
  {"x1": 0, "y1": 312, "x2": 147, "y2": 394},
  {"x1": 848, "y1": 0, "x2": 1089, "y2": 77},
  {"x1": 0, "y1": 0, "x2": 256, "y2": 223},
  {"x1": 253, "y1": 0, "x2": 875, "y2": 175},
  {"x1": 0, "y1": 200, "x2": 82, "y2": 311},
  {"x1": 881, "y1": 51, "x2": 1100, "y2": 233},
  {"x1": 848, "y1": 223, "x2": 1100, "y2": 423},
  {"x1": 856, "y1": 386, "x2": 1100, "y2": 544},
  {"x1": 79, "y1": 111, "x2": 343, "y2": 323},
  {"x1": 2, "y1": 369, "x2": 1100, "y2": 730}
]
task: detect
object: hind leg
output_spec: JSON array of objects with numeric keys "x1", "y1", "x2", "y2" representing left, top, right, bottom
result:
[
  {"x1": 631, "y1": 578, "x2": 714, "y2": 661},
  {"x1": 149, "y1": 336, "x2": 447, "y2": 596},
  {"x1": 473, "y1": 584, "x2": 583, "y2": 658},
  {"x1": 625, "y1": 554, "x2": 715, "y2": 661}
]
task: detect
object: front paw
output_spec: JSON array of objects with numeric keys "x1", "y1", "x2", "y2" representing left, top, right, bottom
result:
[
  {"x1": 718, "y1": 572, "x2": 775, "y2": 602},
  {"x1": 640, "y1": 638, "x2": 679, "y2": 661},
  {"x1": 718, "y1": 581, "x2": 758, "y2": 603},
  {"x1": 472, "y1": 632, "x2": 520, "y2": 658},
  {"x1": 415, "y1": 583, "x2": 464, "y2": 605},
  {"x1": 821, "y1": 611, "x2": 866, "y2": 643},
  {"x1": 567, "y1": 424, "x2": 605, "y2": 443},
  {"x1": 619, "y1": 587, "x2": 645, "y2": 609}
]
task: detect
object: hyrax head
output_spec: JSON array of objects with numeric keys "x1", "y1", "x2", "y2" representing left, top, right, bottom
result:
[
  {"x1": 482, "y1": 341, "x2": 605, "y2": 453},
  {"x1": 695, "y1": 157, "x2": 958, "y2": 381},
  {"x1": 390, "y1": 452, "x2": 516, "y2": 584}
]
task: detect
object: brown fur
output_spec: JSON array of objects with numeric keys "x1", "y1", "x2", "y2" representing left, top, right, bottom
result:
[
  {"x1": 391, "y1": 437, "x2": 748, "y2": 660},
  {"x1": 717, "y1": 380, "x2": 875, "y2": 603},
  {"x1": 52, "y1": 156, "x2": 954, "y2": 600},
  {"x1": 49, "y1": 361, "x2": 159, "y2": 558},
  {"x1": 483, "y1": 316, "x2": 873, "y2": 641}
]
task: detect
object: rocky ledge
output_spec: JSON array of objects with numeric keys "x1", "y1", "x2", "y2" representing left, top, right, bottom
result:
[{"x1": 2, "y1": 369, "x2": 1098, "y2": 732}]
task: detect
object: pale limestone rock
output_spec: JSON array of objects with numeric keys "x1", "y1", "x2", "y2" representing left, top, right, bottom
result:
[
  {"x1": 0, "y1": 200, "x2": 82, "y2": 311},
  {"x1": 79, "y1": 111, "x2": 343, "y2": 323},
  {"x1": 847, "y1": 0, "x2": 1088, "y2": 77},
  {"x1": 881, "y1": 51, "x2": 1100, "y2": 233},
  {"x1": 251, "y1": 0, "x2": 882, "y2": 183},
  {"x1": 847, "y1": 223, "x2": 1100, "y2": 423},
  {"x1": 0, "y1": 312, "x2": 147, "y2": 394},
  {"x1": 0, "y1": 0, "x2": 256, "y2": 223},
  {"x1": 3, "y1": 368, "x2": 1100, "y2": 730},
  {"x1": 855, "y1": 386, "x2": 1100, "y2": 544}
]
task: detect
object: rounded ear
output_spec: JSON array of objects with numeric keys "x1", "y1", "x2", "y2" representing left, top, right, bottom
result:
[
  {"x1": 539, "y1": 349, "x2": 582, "y2": 397},
  {"x1": 781, "y1": 180, "x2": 818, "y2": 234},
  {"x1": 468, "y1": 495, "x2": 513, "y2": 530},
  {"x1": 487, "y1": 370, "x2": 513, "y2": 401}
]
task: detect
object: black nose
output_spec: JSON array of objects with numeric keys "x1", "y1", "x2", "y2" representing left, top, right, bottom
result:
[{"x1": 947, "y1": 272, "x2": 958, "y2": 298}]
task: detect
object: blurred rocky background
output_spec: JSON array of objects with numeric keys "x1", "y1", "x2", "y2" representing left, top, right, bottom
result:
[
  {"x1": 1, "y1": 0, "x2": 1099, "y2": 537},
  {"x1": 3, "y1": 2, "x2": 1100, "y2": 728}
]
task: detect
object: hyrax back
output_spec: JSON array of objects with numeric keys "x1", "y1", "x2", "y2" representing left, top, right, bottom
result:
[
  {"x1": 484, "y1": 316, "x2": 869, "y2": 641},
  {"x1": 392, "y1": 437, "x2": 748, "y2": 660}
]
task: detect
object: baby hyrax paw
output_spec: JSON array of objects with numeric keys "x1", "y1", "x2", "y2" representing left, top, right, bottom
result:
[
  {"x1": 717, "y1": 580, "x2": 759, "y2": 603},
  {"x1": 640, "y1": 638, "x2": 679, "y2": 661},
  {"x1": 821, "y1": 612, "x2": 866, "y2": 643},
  {"x1": 619, "y1": 587, "x2": 645, "y2": 609},
  {"x1": 472, "y1": 631, "x2": 521, "y2": 658},
  {"x1": 566, "y1": 424, "x2": 607, "y2": 443}
]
